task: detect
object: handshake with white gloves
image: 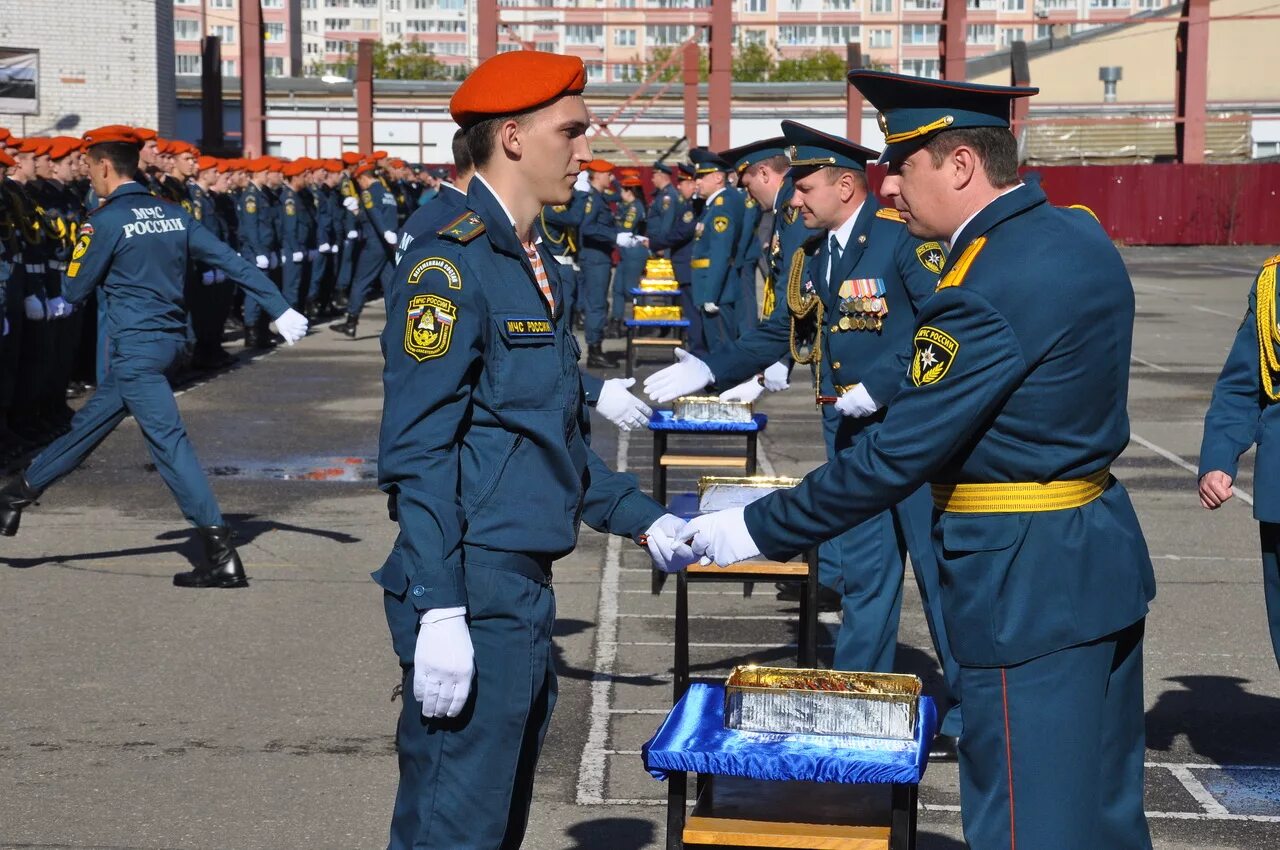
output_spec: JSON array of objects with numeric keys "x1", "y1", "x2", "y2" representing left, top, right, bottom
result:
[
  {"x1": 615, "y1": 232, "x2": 649, "y2": 249},
  {"x1": 644, "y1": 510, "x2": 762, "y2": 572}
]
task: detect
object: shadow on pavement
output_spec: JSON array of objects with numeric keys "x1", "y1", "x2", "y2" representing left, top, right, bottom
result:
[
  {"x1": 553, "y1": 617, "x2": 665, "y2": 686},
  {"x1": 1146, "y1": 675, "x2": 1280, "y2": 764},
  {"x1": 918, "y1": 830, "x2": 967, "y2": 849},
  {"x1": 564, "y1": 817, "x2": 657, "y2": 850}
]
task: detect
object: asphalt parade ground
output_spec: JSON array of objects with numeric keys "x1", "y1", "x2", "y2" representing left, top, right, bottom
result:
[{"x1": 3, "y1": 245, "x2": 1280, "y2": 850}]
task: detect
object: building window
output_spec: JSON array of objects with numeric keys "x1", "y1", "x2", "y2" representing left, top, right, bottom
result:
[
  {"x1": 1002, "y1": 0, "x2": 1025, "y2": 9},
  {"x1": 585, "y1": 61, "x2": 604, "y2": 81},
  {"x1": 386, "y1": 21, "x2": 402, "y2": 35},
  {"x1": 868, "y1": 28, "x2": 893, "y2": 47},
  {"x1": 824, "y1": 0, "x2": 853, "y2": 9},
  {"x1": 744, "y1": 0, "x2": 768, "y2": 10},
  {"x1": 1254, "y1": 140, "x2": 1280, "y2": 158},
  {"x1": 566, "y1": 24, "x2": 604, "y2": 45},
  {"x1": 968, "y1": 0, "x2": 997, "y2": 9},
  {"x1": 999, "y1": 26, "x2": 1025, "y2": 46},
  {"x1": 326, "y1": 19, "x2": 351, "y2": 30},
  {"x1": 900, "y1": 58, "x2": 939, "y2": 78},
  {"x1": 778, "y1": 25, "x2": 817, "y2": 45},
  {"x1": 265, "y1": 22, "x2": 286, "y2": 41},
  {"x1": 614, "y1": 28, "x2": 637, "y2": 46},
  {"x1": 325, "y1": 39, "x2": 352, "y2": 52},
  {"x1": 617, "y1": 0, "x2": 638, "y2": 6},
  {"x1": 305, "y1": 42, "x2": 321, "y2": 54},
  {"x1": 646, "y1": 24, "x2": 693, "y2": 44},
  {"x1": 613, "y1": 63, "x2": 640, "y2": 81},
  {"x1": 386, "y1": 0, "x2": 401, "y2": 7},
  {"x1": 304, "y1": 20, "x2": 319, "y2": 33},
  {"x1": 870, "y1": 0, "x2": 893, "y2": 11},
  {"x1": 820, "y1": 25, "x2": 860, "y2": 44},
  {"x1": 211, "y1": 0, "x2": 232, "y2": 8},
  {"x1": 497, "y1": 43, "x2": 521, "y2": 53},
  {"x1": 302, "y1": 0, "x2": 317, "y2": 7},
  {"x1": 221, "y1": 59, "x2": 237, "y2": 76},
  {"x1": 903, "y1": 23, "x2": 938, "y2": 44},
  {"x1": 1137, "y1": 0, "x2": 1166, "y2": 6},
  {"x1": 176, "y1": 54, "x2": 202, "y2": 74},
  {"x1": 174, "y1": 19, "x2": 201, "y2": 40},
  {"x1": 265, "y1": 56, "x2": 286, "y2": 76},
  {"x1": 743, "y1": 28, "x2": 767, "y2": 44},
  {"x1": 262, "y1": 0, "x2": 284, "y2": 7},
  {"x1": 211, "y1": 24, "x2": 236, "y2": 43},
  {"x1": 967, "y1": 24, "x2": 996, "y2": 44},
  {"x1": 1089, "y1": 0, "x2": 1130, "y2": 6},
  {"x1": 902, "y1": 0, "x2": 940, "y2": 8},
  {"x1": 536, "y1": 40, "x2": 557, "y2": 51}
]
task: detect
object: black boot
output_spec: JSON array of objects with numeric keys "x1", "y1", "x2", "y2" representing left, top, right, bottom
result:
[
  {"x1": 587, "y1": 343, "x2": 616, "y2": 369},
  {"x1": 329, "y1": 315, "x2": 357, "y2": 338},
  {"x1": 173, "y1": 525, "x2": 249, "y2": 588},
  {"x1": 605, "y1": 318, "x2": 623, "y2": 340},
  {"x1": 0, "y1": 476, "x2": 41, "y2": 537}
]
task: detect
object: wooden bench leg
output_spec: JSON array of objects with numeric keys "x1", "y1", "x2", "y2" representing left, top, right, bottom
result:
[{"x1": 891, "y1": 783, "x2": 918, "y2": 850}]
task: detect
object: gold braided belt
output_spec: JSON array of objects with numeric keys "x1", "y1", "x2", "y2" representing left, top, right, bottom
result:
[{"x1": 931, "y1": 468, "x2": 1112, "y2": 513}]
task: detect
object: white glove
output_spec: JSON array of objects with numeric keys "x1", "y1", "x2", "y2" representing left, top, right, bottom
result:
[
  {"x1": 685, "y1": 507, "x2": 762, "y2": 567},
  {"x1": 318, "y1": 242, "x2": 331, "y2": 253},
  {"x1": 327, "y1": 243, "x2": 340, "y2": 254},
  {"x1": 644, "y1": 513, "x2": 698, "y2": 574},
  {"x1": 307, "y1": 249, "x2": 319, "y2": 261},
  {"x1": 615, "y1": 232, "x2": 636, "y2": 248},
  {"x1": 47, "y1": 296, "x2": 71, "y2": 318},
  {"x1": 717, "y1": 377, "x2": 764, "y2": 404},
  {"x1": 574, "y1": 171, "x2": 591, "y2": 192},
  {"x1": 834, "y1": 383, "x2": 881, "y2": 418},
  {"x1": 214, "y1": 270, "x2": 227, "y2": 283},
  {"x1": 269, "y1": 307, "x2": 309, "y2": 346},
  {"x1": 346, "y1": 229, "x2": 359, "y2": 240},
  {"x1": 763, "y1": 361, "x2": 791, "y2": 392},
  {"x1": 254, "y1": 254, "x2": 270, "y2": 269},
  {"x1": 702, "y1": 302, "x2": 719, "y2": 315},
  {"x1": 596, "y1": 377, "x2": 653, "y2": 431},
  {"x1": 201, "y1": 270, "x2": 216, "y2": 285},
  {"x1": 291, "y1": 250, "x2": 304, "y2": 263},
  {"x1": 269, "y1": 252, "x2": 280, "y2": 270},
  {"x1": 23, "y1": 295, "x2": 45, "y2": 321},
  {"x1": 342, "y1": 196, "x2": 359, "y2": 213},
  {"x1": 413, "y1": 607, "x2": 474, "y2": 719},
  {"x1": 384, "y1": 230, "x2": 398, "y2": 245},
  {"x1": 643, "y1": 347, "x2": 715, "y2": 403}
]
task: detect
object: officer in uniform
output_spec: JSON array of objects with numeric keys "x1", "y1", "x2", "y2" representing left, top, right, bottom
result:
[
  {"x1": 646, "y1": 123, "x2": 962, "y2": 756},
  {"x1": 397, "y1": 129, "x2": 473, "y2": 267},
  {"x1": 730, "y1": 161, "x2": 763, "y2": 337},
  {"x1": 609, "y1": 170, "x2": 648, "y2": 339},
  {"x1": 333, "y1": 152, "x2": 363, "y2": 311},
  {"x1": 0, "y1": 127, "x2": 310, "y2": 588},
  {"x1": 375, "y1": 51, "x2": 694, "y2": 849},
  {"x1": 683, "y1": 72, "x2": 1157, "y2": 850},
  {"x1": 646, "y1": 161, "x2": 678, "y2": 252},
  {"x1": 1199, "y1": 253, "x2": 1280, "y2": 672},
  {"x1": 648, "y1": 162, "x2": 699, "y2": 339},
  {"x1": 332, "y1": 161, "x2": 398, "y2": 338},
  {"x1": 578, "y1": 159, "x2": 626, "y2": 367},
  {"x1": 688, "y1": 148, "x2": 744, "y2": 353}
]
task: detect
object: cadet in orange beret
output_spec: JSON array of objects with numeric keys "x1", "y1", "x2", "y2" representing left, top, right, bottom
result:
[
  {"x1": 377, "y1": 50, "x2": 684, "y2": 850},
  {"x1": 329, "y1": 157, "x2": 397, "y2": 337}
]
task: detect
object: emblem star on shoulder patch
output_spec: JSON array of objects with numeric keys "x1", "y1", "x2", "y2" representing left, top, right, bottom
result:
[
  {"x1": 405, "y1": 293, "x2": 457, "y2": 362},
  {"x1": 683, "y1": 210, "x2": 694, "y2": 223},
  {"x1": 911, "y1": 326, "x2": 959, "y2": 387},
  {"x1": 713, "y1": 216, "x2": 729, "y2": 234},
  {"x1": 916, "y1": 242, "x2": 945, "y2": 275}
]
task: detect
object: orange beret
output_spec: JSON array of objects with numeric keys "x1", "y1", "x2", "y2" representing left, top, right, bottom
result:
[
  {"x1": 81, "y1": 126, "x2": 142, "y2": 148},
  {"x1": 450, "y1": 50, "x2": 586, "y2": 129},
  {"x1": 246, "y1": 156, "x2": 271, "y2": 173},
  {"x1": 197, "y1": 155, "x2": 219, "y2": 171},
  {"x1": 340, "y1": 151, "x2": 362, "y2": 165},
  {"x1": 583, "y1": 159, "x2": 614, "y2": 173},
  {"x1": 47, "y1": 137, "x2": 82, "y2": 160},
  {"x1": 18, "y1": 137, "x2": 50, "y2": 156},
  {"x1": 0, "y1": 150, "x2": 14, "y2": 167},
  {"x1": 154, "y1": 139, "x2": 170, "y2": 154},
  {"x1": 353, "y1": 162, "x2": 376, "y2": 178},
  {"x1": 371, "y1": 150, "x2": 388, "y2": 160},
  {"x1": 282, "y1": 160, "x2": 309, "y2": 177},
  {"x1": 0, "y1": 127, "x2": 10, "y2": 143},
  {"x1": 620, "y1": 175, "x2": 643, "y2": 188},
  {"x1": 324, "y1": 159, "x2": 343, "y2": 173},
  {"x1": 173, "y1": 141, "x2": 199, "y2": 156},
  {"x1": 389, "y1": 158, "x2": 405, "y2": 168},
  {"x1": 132, "y1": 127, "x2": 158, "y2": 142}
]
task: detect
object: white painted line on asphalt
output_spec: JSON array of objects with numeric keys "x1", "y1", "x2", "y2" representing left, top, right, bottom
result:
[
  {"x1": 1151, "y1": 762, "x2": 1280, "y2": 771},
  {"x1": 1166, "y1": 765, "x2": 1231, "y2": 815},
  {"x1": 609, "y1": 708, "x2": 669, "y2": 715},
  {"x1": 1190, "y1": 304, "x2": 1240, "y2": 320},
  {"x1": 918, "y1": 802, "x2": 1280, "y2": 822},
  {"x1": 605, "y1": 640, "x2": 834, "y2": 649},
  {"x1": 601, "y1": 798, "x2": 666, "y2": 807},
  {"x1": 1128, "y1": 431, "x2": 1254, "y2": 507},
  {"x1": 1131, "y1": 354, "x2": 1171, "y2": 373},
  {"x1": 619, "y1": 613, "x2": 808, "y2": 621},
  {"x1": 577, "y1": 428, "x2": 632, "y2": 806},
  {"x1": 603, "y1": 749, "x2": 643, "y2": 756},
  {"x1": 1201, "y1": 264, "x2": 1259, "y2": 277}
]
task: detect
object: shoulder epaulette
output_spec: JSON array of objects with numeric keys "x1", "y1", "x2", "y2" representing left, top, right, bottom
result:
[
  {"x1": 875, "y1": 208, "x2": 905, "y2": 223},
  {"x1": 1263, "y1": 253, "x2": 1280, "y2": 269},
  {"x1": 1068, "y1": 204, "x2": 1100, "y2": 223},
  {"x1": 936, "y1": 236, "x2": 987, "y2": 292},
  {"x1": 438, "y1": 211, "x2": 486, "y2": 244}
]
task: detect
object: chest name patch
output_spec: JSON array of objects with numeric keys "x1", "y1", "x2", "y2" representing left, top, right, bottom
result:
[
  {"x1": 911, "y1": 326, "x2": 959, "y2": 387},
  {"x1": 505, "y1": 318, "x2": 554, "y2": 337}
]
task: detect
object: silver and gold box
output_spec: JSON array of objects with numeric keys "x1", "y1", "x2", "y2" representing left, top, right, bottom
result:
[
  {"x1": 697, "y1": 475, "x2": 802, "y2": 512},
  {"x1": 723, "y1": 665, "x2": 921, "y2": 741},
  {"x1": 672, "y1": 395, "x2": 752, "y2": 423}
]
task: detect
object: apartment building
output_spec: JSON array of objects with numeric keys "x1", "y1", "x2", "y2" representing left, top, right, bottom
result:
[{"x1": 172, "y1": 0, "x2": 1182, "y2": 82}]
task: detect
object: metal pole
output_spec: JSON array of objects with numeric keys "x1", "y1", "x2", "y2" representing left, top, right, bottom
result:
[
  {"x1": 1010, "y1": 40, "x2": 1030, "y2": 133},
  {"x1": 200, "y1": 35, "x2": 224, "y2": 154},
  {"x1": 683, "y1": 42, "x2": 699, "y2": 148},
  {"x1": 708, "y1": 0, "x2": 731, "y2": 150},
  {"x1": 940, "y1": 0, "x2": 968, "y2": 82},
  {"x1": 239, "y1": 0, "x2": 266, "y2": 157},
  {"x1": 477, "y1": 0, "x2": 499, "y2": 64},
  {"x1": 846, "y1": 42, "x2": 863, "y2": 143},
  {"x1": 1174, "y1": 0, "x2": 1209, "y2": 164},
  {"x1": 356, "y1": 40, "x2": 374, "y2": 154}
]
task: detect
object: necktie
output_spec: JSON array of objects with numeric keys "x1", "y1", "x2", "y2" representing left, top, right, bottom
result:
[{"x1": 828, "y1": 234, "x2": 842, "y2": 285}]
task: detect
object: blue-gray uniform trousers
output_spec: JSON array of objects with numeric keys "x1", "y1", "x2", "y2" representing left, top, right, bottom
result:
[
  {"x1": 383, "y1": 549, "x2": 556, "y2": 850},
  {"x1": 1263, "y1": 523, "x2": 1280, "y2": 670},
  {"x1": 350, "y1": 241, "x2": 392, "y2": 318},
  {"x1": 281, "y1": 254, "x2": 307, "y2": 310},
  {"x1": 612, "y1": 244, "x2": 647, "y2": 321},
  {"x1": 738, "y1": 261, "x2": 760, "y2": 335},
  {"x1": 25, "y1": 331, "x2": 222, "y2": 527},
  {"x1": 581, "y1": 255, "x2": 611, "y2": 345}
]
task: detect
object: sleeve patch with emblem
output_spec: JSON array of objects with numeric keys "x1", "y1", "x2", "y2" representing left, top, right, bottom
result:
[
  {"x1": 713, "y1": 216, "x2": 729, "y2": 233},
  {"x1": 682, "y1": 210, "x2": 694, "y2": 222},
  {"x1": 406, "y1": 256, "x2": 463, "y2": 290},
  {"x1": 245, "y1": 197, "x2": 257, "y2": 214},
  {"x1": 911, "y1": 326, "x2": 959, "y2": 387},
  {"x1": 663, "y1": 196, "x2": 671, "y2": 209},
  {"x1": 285, "y1": 199, "x2": 296, "y2": 216},
  {"x1": 915, "y1": 242, "x2": 945, "y2": 274},
  {"x1": 71, "y1": 234, "x2": 91, "y2": 260},
  {"x1": 405, "y1": 294, "x2": 457, "y2": 362},
  {"x1": 714, "y1": 196, "x2": 724, "y2": 206}
]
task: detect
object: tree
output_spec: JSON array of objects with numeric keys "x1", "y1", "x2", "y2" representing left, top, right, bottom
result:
[
  {"x1": 772, "y1": 49, "x2": 848, "y2": 82},
  {"x1": 731, "y1": 41, "x2": 775, "y2": 82},
  {"x1": 332, "y1": 40, "x2": 467, "y2": 81},
  {"x1": 643, "y1": 45, "x2": 709, "y2": 83}
]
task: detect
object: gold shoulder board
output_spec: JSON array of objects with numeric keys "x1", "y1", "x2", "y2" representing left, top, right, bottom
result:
[
  {"x1": 875, "y1": 208, "x2": 904, "y2": 222},
  {"x1": 936, "y1": 236, "x2": 987, "y2": 292}
]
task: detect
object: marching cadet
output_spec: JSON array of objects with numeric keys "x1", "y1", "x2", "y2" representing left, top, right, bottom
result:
[
  {"x1": 682, "y1": 71, "x2": 1156, "y2": 850},
  {"x1": 237, "y1": 158, "x2": 282, "y2": 348},
  {"x1": 688, "y1": 148, "x2": 744, "y2": 352},
  {"x1": 35, "y1": 137, "x2": 85, "y2": 427},
  {"x1": 646, "y1": 123, "x2": 962, "y2": 759},
  {"x1": 330, "y1": 161, "x2": 398, "y2": 338},
  {"x1": 1199, "y1": 254, "x2": 1280, "y2": 673},
  {"x1": 188, "y1": 155, "x2": 235, "y2": 370},
  {"x1": 608, "y1": 170, "x2": 648, "y2": 339},
  {"x1": 332, "y1": 152, "x2": 363, "y2": 311},
  {"x1": 397, "y1": 129, "x2": 473, "y2": 267},
  {"x1": 0, "y1": 127, "x2": 310, "y2": 588},
  {"x1": 279, "y1": 160, "x2": 317, "y2": 312},
  {"x1": 304, "y1": 160, "x2": 336, "y2": 320},
  {"x1": 376, "y1": 51, "x2": 693, "y2": 849},
  {"x1": 578, "y1": 159, "x2": 627, "y2": 367},
  {"x1": 0, "y1": 146, "x2": 27, "y2": 461}
]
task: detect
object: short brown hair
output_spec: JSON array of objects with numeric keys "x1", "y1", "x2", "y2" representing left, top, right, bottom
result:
[
  {"x1": 451, "y1": 127, "x2": 474, "y2": 177},
  {"x1": 922, "y1": 127, "x2": 1020, "y2": 188},
  {"x1": 822, "y1": 166, "x2": 868, "y2": 190},
  {"x1": 87, "y1": 142, "x2": 140, "y2": 178},
  {"x1": 465, "y1": 112, "x2": 534, "y2": 169},
  {"x1": 747, "y1": 154, "x2": 791, "y2": 179}
]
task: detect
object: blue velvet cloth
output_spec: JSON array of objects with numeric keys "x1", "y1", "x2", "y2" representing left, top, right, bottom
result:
[
  {"x1": 667, "y1": 492, "x2": 701, "y2": 519},
  {"x1": 630, "y1": 288, "x2": 681, "y2": 297},
  {"x1": 642, "y1": 683, "x2": 937, "y2": 785},
  {"x1": 647, "y1": 410, "x2": 768, "y2": 433},
  {"x1": 626, "y1": 318, "x2": 690, "y2": 327}
]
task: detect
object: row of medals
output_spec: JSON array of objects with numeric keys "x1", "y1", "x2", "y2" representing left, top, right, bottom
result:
[{"x1": 835, "y1": 278, "x2": 888, "y2": 332}]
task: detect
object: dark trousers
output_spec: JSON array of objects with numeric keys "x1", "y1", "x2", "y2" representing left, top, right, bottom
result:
[
  {"x1": 25, "y1": 332, "x2": 223, "y2": 528},
  {"x1": 350, "y1": 243, "x2": 389, "y2": 318},
  {"x1": 580, "y1": 257, "x2": 612, "y2": 345},
  {"x1": 737, "y1": 261, "x2": 760, "y2": 335},
  {"x1": 243, "y1": 262, "x2": 282, "y2": 334},
  {"x1": 337, "y1": 236, "x2": 357, "y2": 297},
  {"x1": 187, "y1": 274, "x2": 233, "y2": 358},
  {"x1": 308, "y1": 252, "x2": 330, "y2": 309},
  {"x1": 957, "y1": 619, "x2": 1151, "y2": 849},
  {"x1": 1261, "y1": 522, "x2": 1280, "y2": 672},
  {"x1": 612, "y1": 246, "x2": 647, "y2": 321},
  {"x1": 282, "y1": 254, "x2": 308, "y2": 310},
  {"x1": 384, "y1": 564, "x2": 557, "y2": 850},
  {"x1": 677, "y1": 285, "x2": 711, "y2": 358}
]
